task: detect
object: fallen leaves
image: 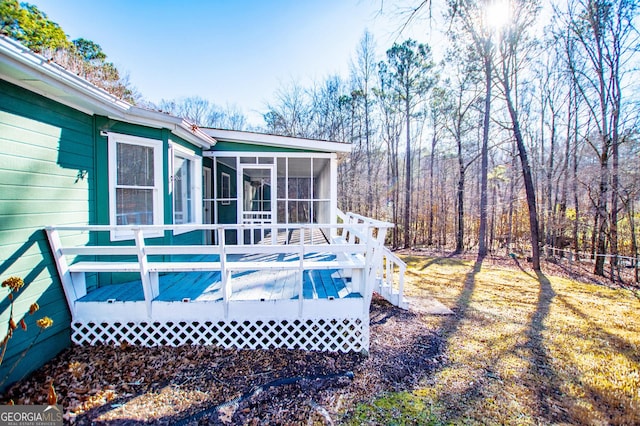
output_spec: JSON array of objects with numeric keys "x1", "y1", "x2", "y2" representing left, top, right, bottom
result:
[
  {"x1": 5, "y1": 252, "x2": 633, "y2": 424},
  {"x1": 0, "y1": 296, "x2": 442, "y2": 424},
  {"x1": 47, "y1": 381, "x2": 57, "y2": 406}
]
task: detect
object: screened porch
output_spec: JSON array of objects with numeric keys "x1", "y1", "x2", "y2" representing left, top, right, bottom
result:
[{"x1": 203, "y1": 151, "x2": 337, "y2": 245}]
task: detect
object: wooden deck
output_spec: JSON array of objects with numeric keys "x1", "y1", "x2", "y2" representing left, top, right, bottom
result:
[
  {"x1": 46, "y1": 214, "x2": 405, "y2": 352},
  {"x1": 77, "y1": 253, "x2": 355, "y2": 303}
]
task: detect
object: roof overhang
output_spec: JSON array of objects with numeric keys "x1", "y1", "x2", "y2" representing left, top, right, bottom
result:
[
  {"x1": 0, "y1": 36, "x2": 214, "y2": 150},
  {"x1": 203, "y1": 128, "x2": 352, "y2": 153}
]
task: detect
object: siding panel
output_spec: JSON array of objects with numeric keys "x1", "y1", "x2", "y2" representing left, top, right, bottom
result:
[{"x1": 0, "y1": 79, "x2": 93, "y2": 390}]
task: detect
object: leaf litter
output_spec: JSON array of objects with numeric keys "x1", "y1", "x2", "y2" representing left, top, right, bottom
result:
[
  {"x1": 4, "y1": 252, "x2": 636, "y2": 425},
  {"x1": 0, "y1": 294, "x2": 445, "y2": 425}
]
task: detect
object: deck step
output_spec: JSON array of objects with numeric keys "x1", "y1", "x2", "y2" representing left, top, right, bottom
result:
[{"x1": 376, "y1": 285, "x2": 407, "y2": 309}]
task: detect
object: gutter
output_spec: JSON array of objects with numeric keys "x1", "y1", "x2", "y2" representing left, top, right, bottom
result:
[{"x1": 0, "y1": 36, "x2": 215, "y2": 149}]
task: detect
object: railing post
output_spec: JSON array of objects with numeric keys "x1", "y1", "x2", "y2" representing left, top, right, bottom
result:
[
  {"x1": 362, "y1": 226, "x2": 374, "y2": 315},
  {"x1": 46, "y1": 227, "x2": 81, "y2": 317},
  {"x1": 398, "y1": 263, "x2": 406, "y2": 305},
  {"x1": 385, "y1": 254, "x2": 392, "y2": 291},
  {"x1": 218, "y1": 228, "x2": 231, "y2": 318},
  {"x1": 347, "y1": 214, "x2": 356, "y2": 244},
  {"x1": 134, "y1": 228, "x2": 156, "y2": 319},
  {"x1": 298, "y1": 227, "x2": 305, "y2": 316}
]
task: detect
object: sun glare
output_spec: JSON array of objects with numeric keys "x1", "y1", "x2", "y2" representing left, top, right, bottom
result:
[{"x1": 485, "y1": 1, "x2": 511, "y2": 30}]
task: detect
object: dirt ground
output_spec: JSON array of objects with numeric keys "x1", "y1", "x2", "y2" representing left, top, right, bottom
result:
[{"x1": 1, "y1": 294, "x2": 445, "y2": 425}]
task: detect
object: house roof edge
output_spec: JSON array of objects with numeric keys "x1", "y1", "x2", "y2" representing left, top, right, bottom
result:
[
  {"x1": 0, "y1": 36, "x2": 214, "y2": 149},
  {"x1": 202, "y1": 128, "x2": 352, "y2": 153}
]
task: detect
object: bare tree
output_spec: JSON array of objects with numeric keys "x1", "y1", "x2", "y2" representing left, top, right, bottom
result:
[
  {"x1": 157, "y1": 97, "x2": 247, "y2": 130},
  {"x1": 439, "y1": 55, "x2": 483, "y2": 252},
  {"x1": 376, "y1": 66, "x2": 404, "y2": 247},
  {"x1": 264, "y1": 82, "x2": 311, "y2": 137},
  {"x1": 493, "y1": 0, "x2": 542, "y2": 270},
  {"x1": 351, "y1": 30, "x2": 379, "y2": 215},
  {"x1": 447, "y1": 0, "x2": 502, "y2": 258},
  {"x1": 563, "y1": 0, "x2": 639, "y2": 276},
  {"x1": 379, "y1": 39, "x2": 436, "y2": 248}
]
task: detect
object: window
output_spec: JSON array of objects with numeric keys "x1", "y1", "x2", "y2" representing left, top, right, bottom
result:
[
  {"x1": 221, "y1": 172, "x2": 231, "y2": 205},
  {"x1": 171, "y1": 143, "x2": 202, "y2": 230},
  {"x1": 108, "y1": 133, "x2": 164, "y2": 240},
  {"x1": 276, "y1": 157, "x2": 332, "y2": 224}
]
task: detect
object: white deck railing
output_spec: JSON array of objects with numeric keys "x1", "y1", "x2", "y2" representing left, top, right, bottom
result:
[
  {"x1": 336, "y1": 210, "x2": 407, "y2": 308},
  {"x1": 45, "y1": 213, "x2": 405, "y2": 351},
  {"x1": 46, "y1": 215, "x2": 399, "y2": 317},
  {"x1": 378, "y1": 247, "x2": 407, "y2": 308}
]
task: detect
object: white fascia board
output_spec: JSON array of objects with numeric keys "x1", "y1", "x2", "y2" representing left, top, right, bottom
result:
[
  {"x1": 0, "y1": 37, "x2": 214, "y2": 150},
  {"x1": 126, "y1": 107, "x2": 215, "y2": 150},
  {"x1": 203, "y1": 128, "x2": 352, "y2": 153},
  {"x1": 0, "y1": 36, "x2": 130, "y2": 117}
]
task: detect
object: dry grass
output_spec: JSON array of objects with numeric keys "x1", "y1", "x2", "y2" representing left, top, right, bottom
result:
[
  {"x1": 351, "y1": 254, "x2": 640, "y2": 425},
  {"x1": 3, "y1": 254, "x2": 639, "y2": 425}
]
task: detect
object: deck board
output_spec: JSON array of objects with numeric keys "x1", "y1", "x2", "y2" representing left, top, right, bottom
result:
[
  {"x1": 78, "y1": 281, "x2": 144, "y2": 302},
  {"x1": 77, "y1": 251, "x2": 356, "y2": 304},
  {"x1": 157, "y1": 271, "x2": 223, "y2": 301}
]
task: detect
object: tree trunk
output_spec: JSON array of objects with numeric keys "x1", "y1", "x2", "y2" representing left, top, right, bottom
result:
[
  {"x1": 364, "y1": 93, "x2": 373, "y2": 216},
  {"x1": 506, "y1": 146, "x2": 517, "y2": 255},
  {"x1": 558, "y1": 87, "x2": 572, "y2": 258},
  {"x1": 546, "y1": 113, "x2": 556, "y2": 256},
  {"x1": 503, "y1": 76, "x2": 541, "y2": 271},
  {"x1": 592, "y1": 4, "x2": 611, "y2": 277},
  {"x1": 478, "y1": 53, "x2": 491, "y2": 257},
  {"x1": 594, "y1": 150, "x2": 609, "y2": 276},
  {"x1": 572, "y1": 92, "x2": 580, "y2": 258},
  {"x1": 609, "y1": 58, "x2": 622, "y2": 281},
  {"x1": 490, "y1": 183, "x2": 497, "y2": 254},
  {"x1": 591, "y1": 211, "x2": 599, "y2": 260},
  {"x1": 629, "y1": 201, "x2": 639, "y2": 283},
  {"x1": 455, "y1": 149, "x2": 465, "y2": 254},
  {"x1": 428, "y1": 130, "x2": 436, "y2": 246},
  {"x1": 610, "y1": 136, "x2": 619, "y2": 281},
  {"x1": 403, "y1": 93, "x2": 411, "y2": 248},
  {"x1": 393, "y1": 148, "x2": 400, "y2": 248}
]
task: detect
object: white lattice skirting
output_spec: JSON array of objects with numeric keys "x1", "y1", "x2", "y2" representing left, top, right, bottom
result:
[{"x1": 72, "y1": 318, "x2": 369, "y2": 352}]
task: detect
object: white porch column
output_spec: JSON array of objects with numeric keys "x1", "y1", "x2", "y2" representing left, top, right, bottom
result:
[{"x1": 330, "y1": 153, "x2": 338, "y2": 237}]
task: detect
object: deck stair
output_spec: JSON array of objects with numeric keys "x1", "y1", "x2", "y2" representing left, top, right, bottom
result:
[
  {"x1": 376, "y1": 246, "x2": 408, "y2": 309},
  {"x1": 336, "y1": 211, "x2": 407, "y2": 309}
]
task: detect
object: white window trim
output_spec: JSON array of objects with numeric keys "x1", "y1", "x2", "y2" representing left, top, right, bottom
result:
[
  {"x1": 108, "y1": 133, "x2": 164, "y2": 241},
  {"x1": 170, "y1": 142, "x2": 202, "y2": 234}
]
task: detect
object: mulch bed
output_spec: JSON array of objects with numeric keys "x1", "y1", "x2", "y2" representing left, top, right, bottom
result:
[{"x1": 1, "y1": 295, "x2": 446, "y2": 425}]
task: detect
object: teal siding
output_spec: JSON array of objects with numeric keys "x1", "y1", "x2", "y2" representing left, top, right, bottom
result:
[
  {"x1": 0, "y1": 79, "x2": 93, "y2": 389},
  {"x1": 92, "y1": 119, "x2": 204, "y2": 285},
  {"x1": 0, "y1": 74, "x2": 216, "y2": 389}
]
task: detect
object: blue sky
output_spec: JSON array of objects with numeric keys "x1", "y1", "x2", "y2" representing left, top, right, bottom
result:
[{"x1": 34, "y1": 0, "x2": 431, "y2": 126}]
